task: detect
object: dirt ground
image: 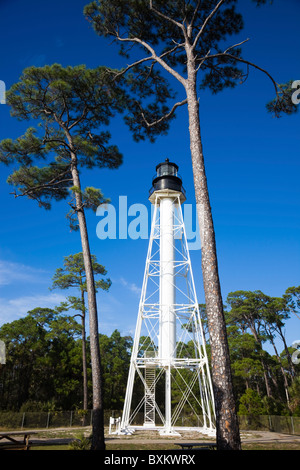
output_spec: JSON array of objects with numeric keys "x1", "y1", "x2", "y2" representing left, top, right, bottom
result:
[
  {"x1": 15, "y1": 427, "x2": 300, "y2": 448},
  {"x1": 105, "y1": 429, "x2": 300, "y2": 446}
]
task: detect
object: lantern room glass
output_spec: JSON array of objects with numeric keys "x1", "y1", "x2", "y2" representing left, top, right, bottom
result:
[{"x1": 157, "y1": 162, "x2": 178, "y2": 177}]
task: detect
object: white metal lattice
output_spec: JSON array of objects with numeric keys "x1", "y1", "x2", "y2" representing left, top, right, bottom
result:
[{"x1": 119, "y1": 190, "x2": 216, "y2": 436}]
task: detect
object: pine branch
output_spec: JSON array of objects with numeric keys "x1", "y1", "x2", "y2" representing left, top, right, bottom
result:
[
  {"x1": 192, "y1": 0, "x2": 227, "y2": 51},
  {"x1": 207, "y1": 51, "x2": 279, "y2": 97},
  {"x1": 149, "y1": 0, "x2": 187, "y2": 38},
  {"x1": 139, "y1": 98, "x2": 188, "y2": 128},
  {"x1": 68, "y1": 105, "x2": 88, "y2": 131},
  {"x1": 189, "y1": 0, "x2": 202, "y2": 31},
  {"x1": 223, "y1": 39, "x2": 250, "y2": 54},
  {"x1": 113, "y1": 31, "x2": 186, "y2": 86}
]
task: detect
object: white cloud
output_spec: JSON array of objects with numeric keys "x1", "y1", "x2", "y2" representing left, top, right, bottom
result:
[
  {"x1": 119, "y1": 277, "x2": 141, "y2": 296},
  {"x1": 0, "y1": 293, "x2": 66, "y2": 325},
  {"x1": 0, "y1": 260, "x2": 47, "y2": 287}
]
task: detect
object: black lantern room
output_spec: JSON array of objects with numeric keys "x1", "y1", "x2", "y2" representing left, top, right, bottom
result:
[{"x1": 150, "y1": 158, "x2": 185, "y2": 197}]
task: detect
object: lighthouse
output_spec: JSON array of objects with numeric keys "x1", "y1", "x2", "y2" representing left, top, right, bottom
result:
[{"x1": 119, "y1": 159, "x2": 215, "y2": 436}]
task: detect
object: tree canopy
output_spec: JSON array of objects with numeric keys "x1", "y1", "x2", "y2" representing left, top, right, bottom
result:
[
  {"x1": 0, "y1": 64, "x2": 123, "y2": 221},
  {"x1": 84, "y1": 0, "x2": 297, "y2": 130},
  {"x1": 52, "y1": 252, "x2": 111, "y2": 299}
]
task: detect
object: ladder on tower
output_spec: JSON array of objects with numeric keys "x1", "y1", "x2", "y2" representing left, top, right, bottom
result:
[{"x1": 144, "y1": 361, "x2": 156, "y2": 426}]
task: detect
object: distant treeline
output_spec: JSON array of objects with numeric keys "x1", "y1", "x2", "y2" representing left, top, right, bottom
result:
[{"x1": 0, "y1": 287, "x2": 299, "y2": 416}]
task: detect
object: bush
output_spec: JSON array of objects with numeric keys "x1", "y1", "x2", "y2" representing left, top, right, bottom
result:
[
  {"x1": 68, "y1": 432, "x2": 91, "y2": 450},
  {"x1": 238, "y1": 389, "x2": 266, "y2": 416}
]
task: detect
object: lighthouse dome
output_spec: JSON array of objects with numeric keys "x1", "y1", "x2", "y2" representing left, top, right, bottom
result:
[{"x1": 150, "y1": 158, "x2": 185, "y2": 197}]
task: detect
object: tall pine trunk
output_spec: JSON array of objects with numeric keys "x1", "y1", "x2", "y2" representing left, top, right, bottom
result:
[
  {"x1": 278, "y1": 328, "x2": 296, "y2": 380},
  {"x1": 185, "y1": 51, "x2": 241, "y2": 450},
  {"x1": 69, "y1": 150, "x2": 105, "y2": 450},
  {"x1": 249, "y1": 326, "x2": 272, "y2": 398},
  {"x1": 81, "y1": 290, "x2": 88, "y2": 412},
  {"x1": 270, "y1": 337, "x2": 290, "y2": 406}
]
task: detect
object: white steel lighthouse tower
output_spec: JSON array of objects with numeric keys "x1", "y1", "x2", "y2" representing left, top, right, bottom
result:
[{"x1": 119, "y1": 159, "x2": 215, "y2": 436}]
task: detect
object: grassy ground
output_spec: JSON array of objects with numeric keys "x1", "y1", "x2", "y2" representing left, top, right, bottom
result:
[
  {"x1": 106, "y1": 442, "x2": 300, "y2": 451},
  {"x1": 28, "y1": 428, "x2": 300, "y2": 451},
  {"x1": 30, "y1": 442, "x2": 300, "y2": 450},
  {"x1": 242, "y1": 442, "x2": 300, "y2": 450},
  {"x1": 2, "y1": 427, "x2": 300, "y2": 450}
]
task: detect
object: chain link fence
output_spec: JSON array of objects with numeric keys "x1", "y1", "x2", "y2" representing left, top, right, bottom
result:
[
  {"x1": 0, "y1": 410, "x2": 299, "y2": 435},
  {"x1": 0, "y1": 410, "x2": 94, "y2": 430},
  {"x1": 238, "y1": 414, "x2": 300, "y2": 435}
]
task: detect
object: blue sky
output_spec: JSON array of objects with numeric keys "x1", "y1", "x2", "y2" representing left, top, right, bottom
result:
[{"x1": 0, "y1": 0, "x2": 299, "y2": 351}]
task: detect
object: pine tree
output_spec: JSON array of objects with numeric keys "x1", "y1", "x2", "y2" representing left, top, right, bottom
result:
[
  {"x1": 51, "y1": 252, "x2": 111, "y2": 412},
  {"x1": 0, "y1": 64, "x2": 124, "y2": 450}
]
